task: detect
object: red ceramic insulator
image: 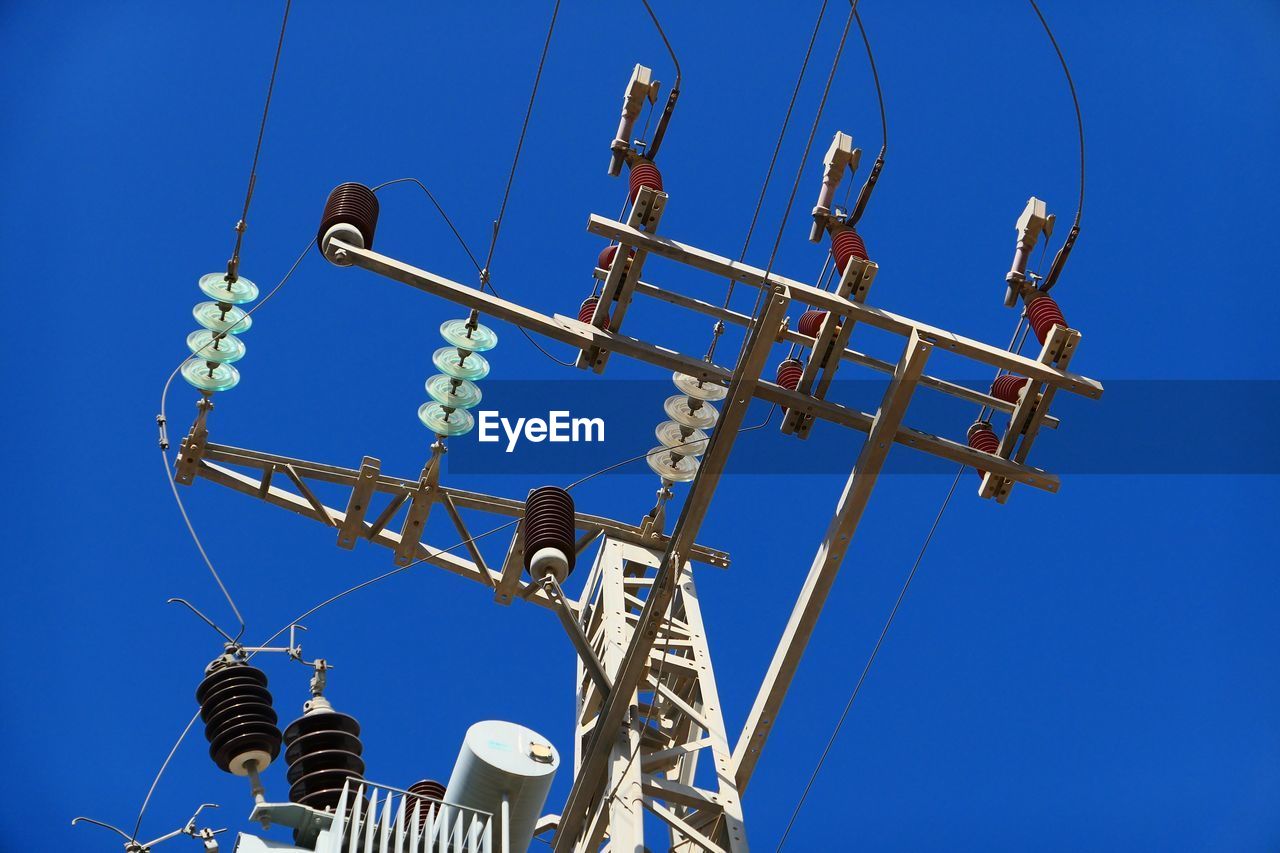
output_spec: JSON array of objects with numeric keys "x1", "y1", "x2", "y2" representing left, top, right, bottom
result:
[
  {"x1": 406, "y1": 779, "x2": 448, "y2": 828},
  {"x1": 1026, "y1": 295, "x2": 1066, "y2": 344},
  {"x1": 629, "y1": 159, "x2": 663, "y2": 202},
  {"x1": 967, "y1": 421, "x2": 1000, "y2": 477},
  {"x1": 830, "y1": 227, "x2": 869, "y2": 273},
  {"x1": 597, "y1": 244, "x2": 635, "y2": 271},
  {"x1": 578, "y1": 297, "x2": 609, "y2": 329},
  {"x1": 522, "y1": 486, "x2": 577, "y2": 576},
  {"x1": 797, "y1": 310, "x2": 828, "y2": 339},
  {"x1": 991, "y1": 374, "x2": 1029, "y2": 404},
  {"x1": 776, "y1": 358, "x2": 804, "y2": 391}
]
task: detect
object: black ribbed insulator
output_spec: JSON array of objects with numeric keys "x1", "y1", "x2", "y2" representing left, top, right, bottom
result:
[
  {"x1": 522, "y1": 486, "x2": 576, "y2": 576},
  {"x1": 317, "y1": 182, "x2": 380, "y2": 254},
  {"x1": 629, "y1": 159, "x2": 663, "y2": 202},
  {"x1": 1026, "y1": 295, "x2": 1066, "y2": 345},
  {"x1": 197, "y1": 661, "x2": 282, "y2": 775},
  {"x1": 282, "y1": 709, "x2": 365, "y2": 812},
  {"x1": 830, "y1": 227, "x2": 869, "y2": 272},
  {"x1": 405, "y1": 779, "x2": 448, "y2": 829}
]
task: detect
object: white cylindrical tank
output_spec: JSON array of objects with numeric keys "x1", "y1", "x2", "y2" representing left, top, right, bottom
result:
[{"x1": 444, "y1": 720, "x2": 559, "y2": 852}]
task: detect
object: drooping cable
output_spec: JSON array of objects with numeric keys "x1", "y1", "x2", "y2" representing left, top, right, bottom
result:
[
  {"x1": 777, "y1": 466, "x2": 963, "y2": 850},
  {"x1": 226, "y1": 0, "x2": 294, "y2": 283},
  {"x1": 371, "y1": 178, "x2": 484, "y2": 273},
  {"x1": 848, "y1": 2, "x2": 887, "y2": 226},
  {"x1": 638, "y1": 0, "x2": 682, "y2": 159},
  {"x1": 1028, "y1": 0, "x2": 1085, "y2": 292},
  {"x1": 706, "y1": 0, "x2": 831, "y2": 361}
]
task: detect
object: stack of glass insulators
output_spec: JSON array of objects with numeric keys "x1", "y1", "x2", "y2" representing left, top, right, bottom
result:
[
  {"x1": 182, "y1": 272, "x2": 259, "y2": 392},
  {"x1": 645, "y1": 372, "x2": 725, "y2": 482},
  {"x1": 418, "y1": 317, "x2": 497, "y2": 437}
]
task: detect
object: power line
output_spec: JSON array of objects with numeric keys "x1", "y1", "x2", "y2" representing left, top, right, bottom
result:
[{"x1": 777, "y1": 466, "x2": 963, "y2": 850}]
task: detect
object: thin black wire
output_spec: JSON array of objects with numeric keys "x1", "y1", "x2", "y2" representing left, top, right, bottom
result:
[
  {"x1": 639, "y1": 0, "x2": 681, "y2": 84},
  {"x1": 854, "y1": 2, "x2": 886, "y2": 153},
  {"x1": 371, "y1": 178, "x2": 483, "y2": 273},
  {"x1": 777, "y1": 466, "x2": 964, "y2": 850},
  {"x1": 708, "y1": 0, "x2": 831, "y2": 361},
  {"x1": 227, "y1": 0, "x2": 294, "y2": 278},
  {"x1": 1029, "y1": 0, "x2": 1084, "y2": 229}
]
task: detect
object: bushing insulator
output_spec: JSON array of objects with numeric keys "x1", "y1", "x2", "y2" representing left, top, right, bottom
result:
[
  {"x1": 282, "y1": 709, "x2": 365, "y2": 812},
  {"x1": 1026, "y1": 294, "x2": 1066, "y2": 345},
  {"x1": 991, "y1": 374, "x2": 1029, "y2": 403},
  {"x1": 405, "y1": 779, "x2": 448, "y2": 829},
  {"x1": 797, "y1": 310, "x2": 829, "y2": 339},
  {"x1": 830, "y1": 227, "x2": 869, "y2": 273},
  {"x1": 318, "y1": 182, "x2": 380, "y2": 263},
  {"x1": 197, "y1": 660, "x2": 282, "y2": 776},
  {"x1": 628, "y1": 159, "x2": 663, "y2": 202},
  {"x1": 522, "y1": 486, "x2": 576, "y2": 581},
  {"x1": 967, "y1": 421, "x2": 1000, "y2": 477},
  {"x1": 776, "y1": 358, "x2": 804, "y2": 390},
  {"x1": 578, "y1": 296, "x2": 609, "y2": 329},
  {"x1": 597, "y1": 245, "x2": 634, "y2": 271}
]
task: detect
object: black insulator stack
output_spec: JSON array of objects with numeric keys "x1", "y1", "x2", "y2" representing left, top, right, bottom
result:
[
  {"x1": 628, "y1": 159, "x2": 663, "y2": 202},
  {"x1": 317, "y1": 182, "x2": 380, "y2": 254},
  {"x1": 991, "y1": 374, "x2": 1029, "y2": 403},
  {"x1": 197, "y1": 660, "x2": 283, "y2": 776},
  {"x1": 967, "y1": 421, "x2": 1000, "y2": 477},
  {"x1": 830, "y1": 226, "x2": 869, "y2": 273},
  {"x1": 1026, "y1": 294, "x2": 1066, "y2": 345},
  {"x1": 797, "y1": 310, "x2": 828, "y2": 339},
  {"x1": 405, "y1": 779, "x2": 448, "y2": 829},
  {"x1": 522, "y1": 486, "x2": 576, "y2": 578},
  {"x1": 282, "y1": 709, "x2": 365, "y2": 812},
  {"x1": 776, "y1": 358, "x2": 804, "y2": 391}
]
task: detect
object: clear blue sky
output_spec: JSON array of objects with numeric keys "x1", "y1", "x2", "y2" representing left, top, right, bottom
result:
[{"x1": 2, "y1": 1, "x2": 1278, "y2": 850}]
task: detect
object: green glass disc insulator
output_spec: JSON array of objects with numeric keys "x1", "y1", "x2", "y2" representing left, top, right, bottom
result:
[
  {"x1": 655, "y1": 420, "x2": 708, "y2": 457},
  {"x1": 417, "y1": 402, "x2": 475, "y2": 437},
  {"x1": 198, "y1": 272, "x2": 259, "y2": 305},
  {"x1": 645, "y1": 446, "x2": 699, "y2": 483},
  {"x1": 193, "y1": 301, "x2": 252, "y2": 335},
  {"x1": 432, "y1": 346, "x2": 490, "y2": 381},
  {"x1": 672, "y1": 372, "x2": 728, "y2": 402},
  {"x1": 180, "y1": 358, "x2": 241, "y2": 392},
  {"x1": 663, "y1": 394, "x2": 719, "y2": 430},
  {"x1": 187, "y1": 329, "x2": 246, "y2": 364},
  {"x1": 440, "y1": 318, "x2": 498, "y2": 352},
  {"x1": 425, "y1": 374, "x2": 482, "y2": 410}
]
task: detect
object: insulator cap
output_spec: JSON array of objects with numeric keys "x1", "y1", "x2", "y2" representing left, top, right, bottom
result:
[
  {"x1": 1026, "y1": 294, "x2": 1066, "y2": 344},
  {"x1": 830, "y1": 226, "x2": 869, "y2": 273},
  {"x1": 991, "y1": 374, "x2": 1029, "y2": 403},
  {"x1": 629, "y1": 159, "x2": 663, "y2": 202},
  {"x1": 522, "y1": 486, "x2": 576, "y2": 580},
  {"x1": 282, "y1": 709, "x2": 365, "y2": 812},
  {"x1": 318, "y1": 182, "x2": 380, "y2": 264},
  {"x1": 197, "y1": 661, "x2": 283, "y2": 776},
  {"x1": 776, "y1": 358, "x2": 804, "y2": 391},
  {"x1": 967, "y1": 421, "x2": 1000, "y2": 477},
  {"x1": 797, "y1": 310, "x2": 829, "y2": 339}
]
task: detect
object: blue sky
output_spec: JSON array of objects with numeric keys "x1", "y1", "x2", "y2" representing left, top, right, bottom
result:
[{"x1": 2, "y1": 1, "x2": 1278, "y2": 850}]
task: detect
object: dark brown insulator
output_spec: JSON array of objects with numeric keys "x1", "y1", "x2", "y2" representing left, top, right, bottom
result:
[
  {"x1": 197, "y1": 661, "x2": 282, "y2": 775},
  {"x1": 1026, "y1": 294, "x2": 1066, "y2": 345},
  {"x1": 522, "y1": 486, "x2": 576, "y2": 576},
  {"x1": 991, "y1": 374, "x2": 1029, "y2": 403},
  {"x1": 405, "y1": 779, "x2": 448, "y2": 829},
  {"x1": 776, "y1": 358, "x2": 804, "y2": 391},
  {"x1": 830, "y1": 226, "x2": 869, "y2": 273},
  {"x1": 629, "y1": 159, "x2": 663, "y2": 202},
  {"x1": 317, "y1": 182, "x2": 380, "y2": 253},
  {"x1": 282, "y1": 709, "x2": 364, "y2": 812},
  {"x1": 797, "y1": 310, "x2": 829, "y2": 339}
]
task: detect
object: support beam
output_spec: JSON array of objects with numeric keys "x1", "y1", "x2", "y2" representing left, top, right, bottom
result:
[{"x1": 732, "y1": 331, "x2": 933, "y2": 792}]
